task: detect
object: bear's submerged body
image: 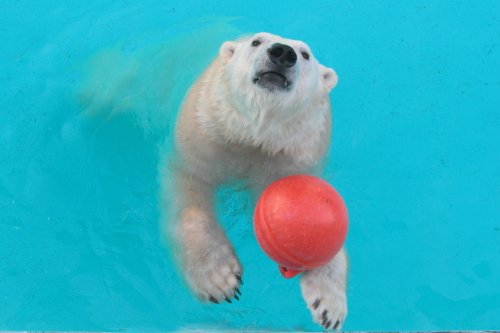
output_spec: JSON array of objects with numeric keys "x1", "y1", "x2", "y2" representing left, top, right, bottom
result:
[{"x1": 171, "y1": 32, "x2": 347, "y2": 330}]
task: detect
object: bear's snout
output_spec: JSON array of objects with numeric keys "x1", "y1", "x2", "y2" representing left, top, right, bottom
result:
[{"x1": 267, "y1": 43, "x2": 297, "y2": 68}]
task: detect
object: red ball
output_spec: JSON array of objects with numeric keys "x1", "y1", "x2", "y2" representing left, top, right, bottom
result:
[{"x1": 254, "y1": 175, "x2": 348, "y2": 278}]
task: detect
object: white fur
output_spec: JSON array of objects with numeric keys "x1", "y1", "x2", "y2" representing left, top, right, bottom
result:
[
  {"x1": 301, "y1": 248, "x2": 348, "y2": 330},
  {"x1": 171, "y1": 32, "x2": 347, "y2": 330}
]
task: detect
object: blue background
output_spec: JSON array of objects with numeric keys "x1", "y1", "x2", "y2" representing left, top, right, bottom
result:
[{"x1": 1, "y1": 0, "x2": 499, "y2": 331}]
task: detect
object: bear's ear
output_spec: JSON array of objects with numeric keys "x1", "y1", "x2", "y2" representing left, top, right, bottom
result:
[
  {"x1": 320, "y1": 65, "x2": 338, "y2": 92},
  {"x1": 220, "y1": 41, "x2": 236, "y2": 62}
]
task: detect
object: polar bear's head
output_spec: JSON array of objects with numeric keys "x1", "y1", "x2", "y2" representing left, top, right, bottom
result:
[{"x1": 219, "y1": 32, "x2": 338, "y2": 113}]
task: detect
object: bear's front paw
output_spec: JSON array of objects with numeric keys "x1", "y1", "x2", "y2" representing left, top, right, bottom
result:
[
  {"x1": 184, "y1": 240, "x2": 242, "y2": 304},
  {"x1": 301, "y1": 267, "x2": 347, "y2": 330}
]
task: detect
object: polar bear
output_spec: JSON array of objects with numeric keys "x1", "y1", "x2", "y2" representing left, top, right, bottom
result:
[{"x1": 173, "y1": 32, "x2": 347, "y2": 330}]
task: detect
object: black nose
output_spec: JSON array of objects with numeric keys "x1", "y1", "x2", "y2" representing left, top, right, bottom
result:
[{"x1": 267, "y1": 43, "x2": 297, "y2": 68}]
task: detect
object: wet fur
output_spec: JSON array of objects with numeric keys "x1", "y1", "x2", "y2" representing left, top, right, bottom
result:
[{"x1": 172, "y1": 33, "x2": 347, "y2": 330}]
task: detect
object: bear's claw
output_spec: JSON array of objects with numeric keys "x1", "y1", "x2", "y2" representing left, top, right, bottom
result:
[
  {"x1": 301, "y1": 266, "x2": 347, "y2": 331},
  {"x1": 185, "y1": 239, "x2": 243, "y2": 304}
]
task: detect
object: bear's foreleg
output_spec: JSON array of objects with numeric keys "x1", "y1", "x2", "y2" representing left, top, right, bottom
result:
[
  {"x1": 175, "y1": 170, "x2": 243, "y2": 303},
  {"x1": 300, "y1": 247, "x2": 348, "y2": 330}
]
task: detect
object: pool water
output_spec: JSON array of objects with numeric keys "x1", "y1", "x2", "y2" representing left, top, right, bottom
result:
[{"x1": 1, "y1": 1, "x2": 499, "y2": 331}]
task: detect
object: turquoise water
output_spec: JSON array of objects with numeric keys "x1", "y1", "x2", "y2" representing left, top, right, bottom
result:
[{"x1": 1, "y1": 0, "x2": 500, "y2": 331}]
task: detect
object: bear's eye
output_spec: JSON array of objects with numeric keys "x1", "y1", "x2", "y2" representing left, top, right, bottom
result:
[
  {"x1": 301, "y1": 51, "x2": 310, "y2": 60},
  {"x1": 251, "y1": 40, "x2": 261, "y2": 47}
]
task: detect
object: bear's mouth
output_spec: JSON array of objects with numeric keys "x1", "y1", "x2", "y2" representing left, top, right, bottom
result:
[{"x1": 253, "y1": 71, "x2": 291, "y2": 90}]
